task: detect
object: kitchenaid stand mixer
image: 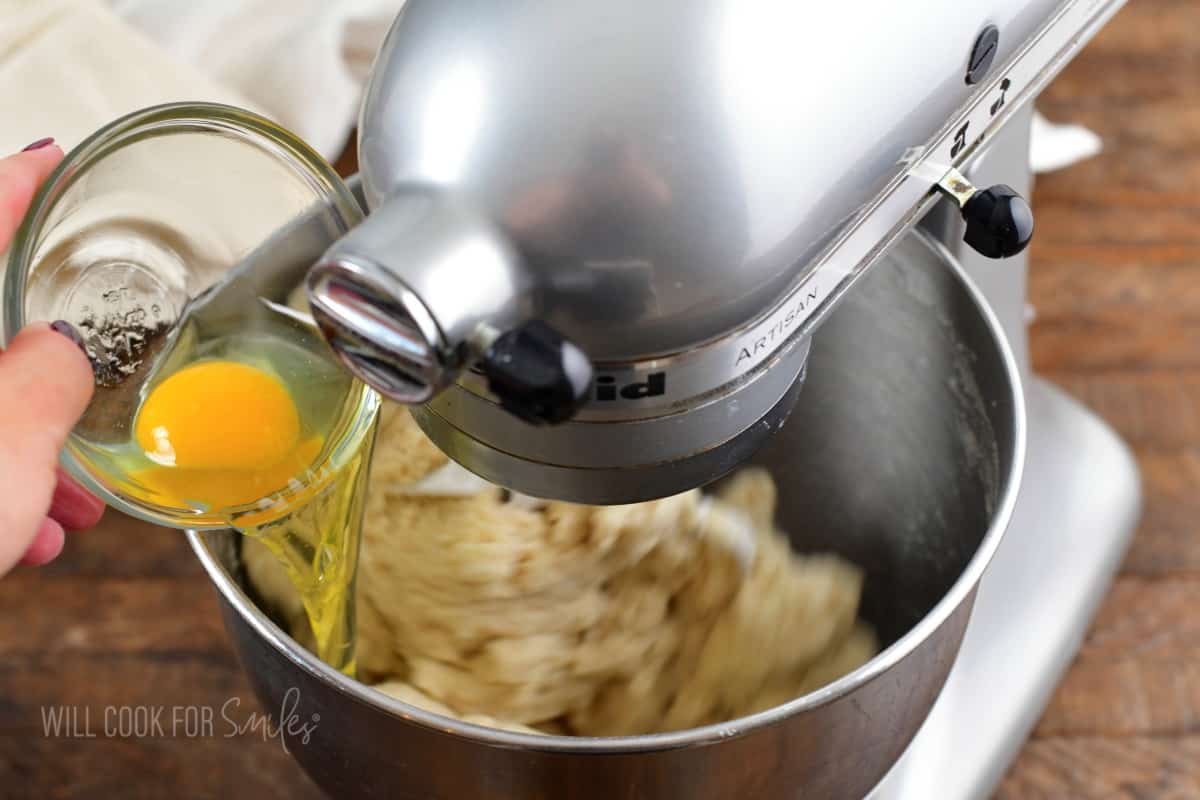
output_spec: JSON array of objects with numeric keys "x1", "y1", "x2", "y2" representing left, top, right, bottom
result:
[
  {"x1": 185, "y1": 0, "x2": 1139, "y2": 797},
  {"x1": 305, "y1": 0, "x2": 1126, "y2": 507}
]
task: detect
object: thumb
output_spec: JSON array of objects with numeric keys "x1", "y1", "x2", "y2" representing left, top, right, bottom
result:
[{"x1": 0, "y1": 323, "x2": 94, "y2": 573}]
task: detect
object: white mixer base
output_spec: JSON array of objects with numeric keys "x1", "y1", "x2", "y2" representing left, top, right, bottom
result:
[{"x1": 870, "y1": 377, "x2": 1141, "y2": 799}]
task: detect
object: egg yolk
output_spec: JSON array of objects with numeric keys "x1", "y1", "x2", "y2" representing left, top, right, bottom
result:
[
  {"x1": 136, "y1": 360, "x2": 300, "y2": 470},
  {"x1": 133, "y1": 360, "x2": 321, "y2": 512}
]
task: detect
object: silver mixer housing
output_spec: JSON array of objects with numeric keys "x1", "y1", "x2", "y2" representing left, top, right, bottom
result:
[{"x1": 310, "y1": 0, "x2": 1124, "y2": 503}]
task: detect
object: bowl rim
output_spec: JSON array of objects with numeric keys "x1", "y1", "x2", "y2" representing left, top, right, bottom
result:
[{"x1": 187, "y1": 229, "x2": 1028, "y2": 753}]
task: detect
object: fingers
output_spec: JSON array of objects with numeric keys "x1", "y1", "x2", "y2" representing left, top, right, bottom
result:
[
  {"x1": 19, "y1": 518, "x2": 65, "y2": 567},
  {"x1": 49, "y1": 467, "x2": 105, "y2": 531},
  {"x1": 0, "y1": 323, "x2": 94, "y2": 457},
  {"x1": 0, "y1": 324, "x2": 95, "y2": 573},
  {"x1": 0, "y1": 139, "x2": 89, "y2": 574},
  {"x1": 0, "y1": 140, "x2": 64, "y2": 249}
]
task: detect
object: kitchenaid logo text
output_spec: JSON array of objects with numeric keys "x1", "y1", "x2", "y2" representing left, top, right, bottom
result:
[
  {"x1": 735, "y1": 285, "x2": 820, "y2": 368},
  {"x1": 594, "y1": 372, "x2": 665, "y2": 401},
  {"x1": 39, "y1": 688, "x2": 318, "y2": 754}
]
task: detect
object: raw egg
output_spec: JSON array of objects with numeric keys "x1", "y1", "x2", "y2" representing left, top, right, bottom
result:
[{"x1": 133, "y1": 360, "x2": 321, "y2": 511}]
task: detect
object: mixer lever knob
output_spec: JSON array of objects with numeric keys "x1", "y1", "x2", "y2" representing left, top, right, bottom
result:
[
  {"x1": 935, "y1": 168, "x2": 1034, "y2": 259},
  {"x1": 478, "y1": 321, "x2": 593, "y2": 425}
]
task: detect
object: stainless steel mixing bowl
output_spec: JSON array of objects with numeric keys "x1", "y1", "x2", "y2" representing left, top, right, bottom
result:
[{"x1": 188, "y1": 230, "x2": 1024, "y2": 799}]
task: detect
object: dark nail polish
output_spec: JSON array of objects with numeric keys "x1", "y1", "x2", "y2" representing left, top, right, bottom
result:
[
  {"x1": 50, "y1": 320, "x2": 87, "y2": 352},
  {"x1": 21, "y1": 137, "x2": 55, "y2": 152}
]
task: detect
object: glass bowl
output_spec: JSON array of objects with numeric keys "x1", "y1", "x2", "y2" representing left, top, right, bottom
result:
[{"x1": 3, "y1": 102, "x2": 374, "y2": 529}]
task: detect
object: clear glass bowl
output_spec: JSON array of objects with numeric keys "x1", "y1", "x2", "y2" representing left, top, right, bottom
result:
[{"x1": 3, "y1": 102, "x2": 375, "y2": 529}]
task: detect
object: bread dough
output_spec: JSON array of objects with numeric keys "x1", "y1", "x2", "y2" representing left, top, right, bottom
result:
[{"x1": 243, "y1": 403, "x2": 878, "y2": 735}]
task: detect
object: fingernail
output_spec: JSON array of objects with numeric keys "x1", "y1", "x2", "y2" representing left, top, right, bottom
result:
[
  {"x1": 50, "y1": 320, "x2": 87, "y2": 352},
  {"x1": 21, "y1": 137, "x2": 55, "y2": 152}
]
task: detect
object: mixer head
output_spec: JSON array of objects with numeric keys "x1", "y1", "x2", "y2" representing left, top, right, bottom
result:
[{"x1": 306, "y1": 0, "x2": 1104, "y2": 504}]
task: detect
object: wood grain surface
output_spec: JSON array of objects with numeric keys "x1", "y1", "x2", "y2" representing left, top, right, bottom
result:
[{"x1": 0, "y1": 2, "x2": 1193, "y2": 797}]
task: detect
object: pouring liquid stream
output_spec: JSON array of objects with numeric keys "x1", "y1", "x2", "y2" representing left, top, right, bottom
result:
[{"x1": 81, "y1": 299, "x2": 378, "y2": 676}]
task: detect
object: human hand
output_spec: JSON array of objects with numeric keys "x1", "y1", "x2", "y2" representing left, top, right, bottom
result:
[{"x1": 0, "y1": 139, "x2": 105, "y2": 575}]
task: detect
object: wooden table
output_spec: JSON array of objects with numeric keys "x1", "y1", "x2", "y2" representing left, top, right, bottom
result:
[
  {"x1": 0, "y1": 2, "x2": 1193, "y2": 796},
  {"x1": 997, "y1": 0, "x2": 1200, "y2": 795}
]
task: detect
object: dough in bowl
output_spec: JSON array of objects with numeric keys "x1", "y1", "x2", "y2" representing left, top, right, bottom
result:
[{"x1": 244, "y1": 403, "x2": 878, "y2": 735}]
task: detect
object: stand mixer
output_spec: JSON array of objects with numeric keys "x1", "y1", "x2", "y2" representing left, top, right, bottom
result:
[
  {"x1": 306, "y1": 1, "x2": 1055, "y2": 505},
  {"x1": 185, "y1": 0, "x2": 1140, "y2": 797}
]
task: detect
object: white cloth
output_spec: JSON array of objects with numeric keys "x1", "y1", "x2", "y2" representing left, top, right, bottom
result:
[
  {"x1": 108, "y1": 0, "x2": 404, "y2": 160},
  {"x1": 1030, "y1": 111, "x2": 1103, "y2": 173},
  {"x1": 0, "y1": 0, "x2": 256, "y2": 154},
  {"x1": 1, "y1": 0, "x2": 1101, "y2": 169}
]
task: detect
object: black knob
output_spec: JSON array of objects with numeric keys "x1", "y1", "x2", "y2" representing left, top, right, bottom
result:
[
  {"x1": 480, "y1": 321, "x2": 593, "y2": 425},
  {"x1": 961, "y1": 184, "x2": 1034, "y2": 259}
]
